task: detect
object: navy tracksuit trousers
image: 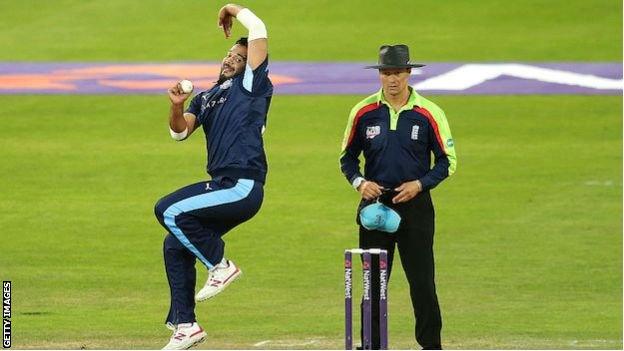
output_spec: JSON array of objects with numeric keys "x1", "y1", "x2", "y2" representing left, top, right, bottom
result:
[{"x1": 154, "y1": 177, "x2": 263, "y2": 325}]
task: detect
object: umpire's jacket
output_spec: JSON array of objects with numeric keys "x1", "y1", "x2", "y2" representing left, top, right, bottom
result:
[{"x1": 340, "y1": 88, "x2": 456, "y2": 190}]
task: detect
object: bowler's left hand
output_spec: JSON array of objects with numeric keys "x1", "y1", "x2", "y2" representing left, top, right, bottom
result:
[{"x1": 392, "y1": 180, "x2": 423, "y2": 204}]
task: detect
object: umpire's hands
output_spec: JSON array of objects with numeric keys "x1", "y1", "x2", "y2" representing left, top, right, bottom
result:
[
  {"x1": 358, "y1": 181, "x2": 383, "y2": 200},
  {"x1": 392, "y1": 180, "x2": 423, "y2": 204}
]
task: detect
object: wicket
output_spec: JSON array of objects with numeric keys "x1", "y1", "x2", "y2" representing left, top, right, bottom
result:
[{"x1": 344, "y1": 248, "x2": 388, "y2": 350}]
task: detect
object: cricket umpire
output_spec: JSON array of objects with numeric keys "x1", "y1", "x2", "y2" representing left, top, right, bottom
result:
[
  {"x1": 340, "y1": 45, "x2": 457, "y2": 349},
  {"x1": 153, "y1": 3, "x2": 272, "y2": 349}
]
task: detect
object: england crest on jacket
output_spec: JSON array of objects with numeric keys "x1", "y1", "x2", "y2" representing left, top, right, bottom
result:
[{"x1": 366, "y1": 125, "x2": 381, "y2": 139}]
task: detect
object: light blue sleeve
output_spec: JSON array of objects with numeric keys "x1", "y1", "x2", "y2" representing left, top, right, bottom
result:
[{"x1": 242, "y1": 64, "x2": 254, "y2": 92}]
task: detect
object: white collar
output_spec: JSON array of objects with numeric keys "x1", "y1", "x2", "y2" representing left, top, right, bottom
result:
[{"x1": 219, "y1": 79, "x2": 233, "y2": 90}]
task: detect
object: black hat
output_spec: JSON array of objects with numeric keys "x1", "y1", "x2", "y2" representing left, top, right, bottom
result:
[{"x1": 364, "y1": 44, "x2": 425, "y2": 69}]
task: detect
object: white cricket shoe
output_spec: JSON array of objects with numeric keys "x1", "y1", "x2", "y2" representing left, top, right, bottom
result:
[
  {"x1": 195, "y1": 259, "x2": 242, "y2": 302},
  {"x1": 162, "y1": 322, "x2": 206, "y2": 350}
]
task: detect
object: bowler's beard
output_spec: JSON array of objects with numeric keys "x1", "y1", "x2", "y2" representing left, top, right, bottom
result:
[
  {"x1": 217, "y1": 69, "x2": 229, "y2": 85},
  {"x1": 217, "y1": 65, "x2": 240, "y2": 85}
]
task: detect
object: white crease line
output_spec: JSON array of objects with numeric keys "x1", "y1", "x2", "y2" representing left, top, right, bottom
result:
[
  {"x1": 584, "y1": 180, "x2": 614, "y2": 186},
  {"x1": 253, "y1": 339, "x2": 320, "y2": 347},
  {"x1": 282, "y1": 340, "x2": 319, "y2": 347},
  {"x1": 569, "y1": 339, "x2": 622, "y2": 346},
  {"x1": 253, "y1": 340, "x2": 271, "y2": 347}
]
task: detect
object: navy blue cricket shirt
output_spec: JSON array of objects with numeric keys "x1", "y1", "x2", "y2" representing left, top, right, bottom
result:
[{"x1": 186, "y1": 59, "x2": 273, "y2": 184}]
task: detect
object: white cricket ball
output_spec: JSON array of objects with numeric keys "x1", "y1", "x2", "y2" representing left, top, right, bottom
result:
[{"x1": 180, "y1": 79, "x2": 194, "y2": 94}]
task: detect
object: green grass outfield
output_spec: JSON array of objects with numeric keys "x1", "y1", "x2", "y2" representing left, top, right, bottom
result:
[
  {"x1": 0, "y1": 0, "x2": 622, "y2": 349},
  {"x1": 1, "y1": 95, "x2": 621, "y2": 349},
  {"x1": 0, "y1": 0, "x2": 621, "y2": 61}
]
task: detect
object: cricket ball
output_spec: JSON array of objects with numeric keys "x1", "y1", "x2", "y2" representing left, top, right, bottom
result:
[{"x1": 180, "y1": 79, "x2": 194, "y2": 94}]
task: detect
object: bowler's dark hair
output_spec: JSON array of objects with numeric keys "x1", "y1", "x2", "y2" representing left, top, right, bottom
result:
[{"x1": 236, "y1": 37, "x2": 248, "y2": 47}]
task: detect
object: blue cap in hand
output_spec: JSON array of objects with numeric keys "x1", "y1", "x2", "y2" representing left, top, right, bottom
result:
[{"x1": 359, "y1": 202, "x2": 401, "y2": 233}]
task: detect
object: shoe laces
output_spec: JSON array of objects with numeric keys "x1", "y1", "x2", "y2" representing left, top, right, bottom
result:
[{"x1": 209, "y1": 262, "x2": 231, "y2": 282}]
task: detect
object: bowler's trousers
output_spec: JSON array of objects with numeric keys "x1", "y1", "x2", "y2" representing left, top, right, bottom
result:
[
  {"x1": 154, "y1": 177, "x2": 263, "y2": 325},
  {"x1": 358, "y1": 190, "x2": 442, "y2": 350}
]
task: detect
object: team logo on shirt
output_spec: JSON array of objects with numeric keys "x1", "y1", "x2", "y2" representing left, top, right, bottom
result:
[
  {"x1": 366, "y1": 126, "x2": 381, "y2": 139},
  {"x1": 202, "y1": 96, "x2": 229, "y2": 111},
  {"x1": 411, "y1": 125, "x2": 420, "y2": 140}
]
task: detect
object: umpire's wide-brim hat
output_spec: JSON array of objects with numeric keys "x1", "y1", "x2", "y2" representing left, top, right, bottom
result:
[{"x1": 364, "y1": 44, "x2": 425, "y2": 69}]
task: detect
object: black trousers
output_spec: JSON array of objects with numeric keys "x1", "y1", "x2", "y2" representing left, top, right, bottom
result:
[{"x1": 358, "y1": 190, "x2": 442, "y2": 350}]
